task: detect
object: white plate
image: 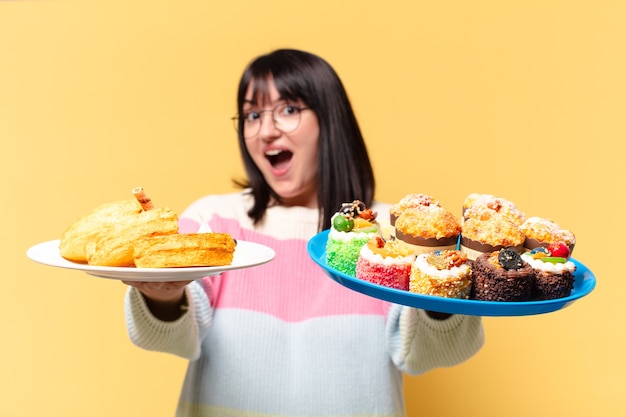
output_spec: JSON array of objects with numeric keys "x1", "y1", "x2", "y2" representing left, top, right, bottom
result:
[{"x1": 27, "y1": 239, "x2": 276, "y2": 282}]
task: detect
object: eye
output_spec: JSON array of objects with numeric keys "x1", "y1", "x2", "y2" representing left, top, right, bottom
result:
[
  {"x1": 278, "y1": 104, "x2": 301, "y2": 118},
  {"x1": 243, "y1": 111, "x2": 260, "y2": 123}
]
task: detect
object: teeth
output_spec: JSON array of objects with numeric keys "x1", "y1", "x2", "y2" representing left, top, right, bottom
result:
[{"x1": 265, "y1": 149, "x2": 282, "y2": 156}]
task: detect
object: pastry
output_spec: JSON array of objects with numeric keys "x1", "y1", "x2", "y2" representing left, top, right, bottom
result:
[
  {"x1": 59, "y1": 199, "x2": 146, "y2": 263},
  {"x1": 133, "y1": 233, "x2": 236, "y2": 268},
  {"x1": 394, "y1": 202, "x2": 461, "y2": 255},
  {"x1": 471, "y1": 249, "x2": 534, "y2": 302},
  {"x1": 460, "y1": 213, "x2": 525, "y2": 261},
  {"x1": 409, "y1": 250, "x2": 472, "y2": 299},
  {"x1": 521, "y1": 244, "x2": 576, "y2": 300},
  {"x1": 356, "y1": 236, "x2": 415, "y2": 290},
  {"x1": 462, "y1": 193, "x2": 526, "y2": 225},
  {"x1": 326, "y1": 200, "x2": 379, "y2": 276},
  {"x1": 389, "y1": 193, "x2": 440, "y2": 226},
  {"x1": 84, "y1": 207, "x2": 179, "y2": 266},
  {"x1": 519, "y1": 216, "x2": 576, "y2": 255}
]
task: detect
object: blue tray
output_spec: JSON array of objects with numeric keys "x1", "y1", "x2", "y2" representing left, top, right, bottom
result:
[{"x1": 307, "y1": 230, "x2": 596, "y2": 317}]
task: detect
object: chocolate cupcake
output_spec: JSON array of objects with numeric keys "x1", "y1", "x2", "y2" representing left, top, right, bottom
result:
[
  {"x1": 521, "y1": 249, "x2": 576, "y2": 300},
  {"x1": 471, "y1": 249, "x2": 534, "y2": 302}
]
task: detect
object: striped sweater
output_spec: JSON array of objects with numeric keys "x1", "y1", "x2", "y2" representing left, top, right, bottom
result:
[{"x1": 125, "y1": 191, "x2": 484, "y2": 417}]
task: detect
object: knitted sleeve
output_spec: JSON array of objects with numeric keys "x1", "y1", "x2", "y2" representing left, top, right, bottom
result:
[
  {"x1": 124, "y1": 280, "x2": 213, "y2": 360},
  {"x1": 386, "y1": 305, "x2": 484, "y2": 375}
]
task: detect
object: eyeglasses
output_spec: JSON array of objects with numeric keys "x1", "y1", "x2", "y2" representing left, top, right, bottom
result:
[{"x1": 232, "y1": 103, "x2": 311, "y2": 139}]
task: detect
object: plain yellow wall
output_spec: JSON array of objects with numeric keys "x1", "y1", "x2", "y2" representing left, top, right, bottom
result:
[{"x1": 2, "y1": 1, "x2": 624, "y2": 416}]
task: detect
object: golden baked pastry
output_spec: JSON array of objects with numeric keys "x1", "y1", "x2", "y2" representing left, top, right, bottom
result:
[
  {"x1": 132, "y1": 233, "x2": 236, "y2": 268},
  {"x1": 394, "y1": 206, "x2": 461, "y2": 240},
  {"x1": 462, "y1": 193, "x2": 526, "y2": 225},
  {"x1": 84, "y1": 207, "x2": 179, "y2": 266},
  {"x1": 461, "y1": 213, "x2": 525, "y2": 248},
  {"x1": 389, "y1": 193, "x2": 440, "y2": 225},
  {"x1": 59, "y1": 188, "x2": 236, "y2": 268},
  {"x1": 59, "y1": 199, "x2": 145, "y2": 263}
]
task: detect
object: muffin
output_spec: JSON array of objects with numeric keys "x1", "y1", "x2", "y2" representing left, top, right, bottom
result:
[
  {"x1": 389, "y1": 193, "x2": 441, "y2": 226},
  {"x1": 409, "y1": 250, "x2": 473, "y2": 299},
  {"x1": 326, "y1": 200, "x2": 379, "y2": 276},
  {"x1": 394, "y1": 204, "x2": 461, "y2": 255},
  {"x1": 460, "y1": 213, "x2": 525, "y2": 261},
  {"x1": 462, "y1": 193, "x2": 526, "y2": 226},
  {"x1": 462, "y1": 193, "x2": 494, "y2": 217},
  {"x1": 471, "y1": 249, "x2": 534, "y2": 302},
  {"x1": 519, "y1": 216, "x2": 576, "y2": 255},
  {"x1": 356, "y1": 236, "x2": 415, "y2": 290}
]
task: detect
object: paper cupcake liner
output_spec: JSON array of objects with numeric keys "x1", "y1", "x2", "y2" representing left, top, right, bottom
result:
[
  {"x1": 459, "y1": 236, "x2": 523, "y2": 261},
  {"x1": 523, "y1": 237, "x2": 575, "y2": 256},
  {"x1": 395, "y1": 230, "x2": 459, "y2": 255}
]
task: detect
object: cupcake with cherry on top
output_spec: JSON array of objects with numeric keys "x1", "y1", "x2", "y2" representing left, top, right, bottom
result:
[{"x1": 521, "y1": 242, "x2": 576, "y2": 300}]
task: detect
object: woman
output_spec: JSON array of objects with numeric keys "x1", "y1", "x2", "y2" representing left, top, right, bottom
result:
[{"x1": 124, "y1": 49, "x2": 484, "y2": 417}]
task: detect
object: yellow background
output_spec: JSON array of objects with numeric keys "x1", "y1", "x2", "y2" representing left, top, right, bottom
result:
[{"x1": 1, "y1": 1, "x2": 624, "y2": 416}]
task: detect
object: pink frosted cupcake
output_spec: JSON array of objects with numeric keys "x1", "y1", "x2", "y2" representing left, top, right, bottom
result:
[{"x1": 356, "y1": 237, "x2": 415, "y2": 290}]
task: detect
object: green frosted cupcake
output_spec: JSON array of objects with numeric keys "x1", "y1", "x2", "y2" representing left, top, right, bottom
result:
[{"x1": 325, "y1": 201, "x2": 379, "y2": 277}]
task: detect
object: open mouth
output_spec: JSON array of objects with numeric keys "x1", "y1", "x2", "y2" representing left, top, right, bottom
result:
[{"x1": 265, "y1": 149, "x2": 293, "y2": 169}]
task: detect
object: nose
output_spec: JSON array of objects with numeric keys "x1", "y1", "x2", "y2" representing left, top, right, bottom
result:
[{"x1": 257, "y1": 112, "x2": 281, "y2": 142}]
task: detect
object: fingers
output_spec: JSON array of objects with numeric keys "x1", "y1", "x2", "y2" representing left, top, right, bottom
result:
[{"x1": 121, "y1": 280, "x2": 193, "y2": 300}]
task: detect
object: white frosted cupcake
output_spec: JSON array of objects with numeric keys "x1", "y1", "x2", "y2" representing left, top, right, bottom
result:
[
  {"x1": 356, "y1": 237, "x2": 415, "y2": 290},
  {"x1": 409, "y1": 250, "x2": 473, "y2": 299},
  {"x1": 522, "y1": 250, "x2": 577, "y2": 300}
]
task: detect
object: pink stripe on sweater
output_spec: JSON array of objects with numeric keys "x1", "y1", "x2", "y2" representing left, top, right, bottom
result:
[{"x1": 179, "y1": 216, "x2": 389, "y2": 323}]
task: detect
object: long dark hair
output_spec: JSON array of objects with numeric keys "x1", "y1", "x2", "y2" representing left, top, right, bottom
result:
[{"x1": 233, "y1": 49, "x2": 375, "y2": 231}]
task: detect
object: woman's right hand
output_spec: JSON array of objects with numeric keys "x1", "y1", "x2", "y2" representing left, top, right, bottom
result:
[{"x1": 122, "y1": 280, "x2": 193, "y2": 321}]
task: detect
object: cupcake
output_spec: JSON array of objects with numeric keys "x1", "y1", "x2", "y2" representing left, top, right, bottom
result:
[
  {"x1": 519, "y1": 216, "x2": 576, "y2": 255},
  {"x1": 409, "y1": 250, "x2": 473, "y2": 299},
  {"x1": 462, "y1": 193, "x2": 495, "y2": 217},
  {"x1": 522, "y1": 244, "x2": 576, "y2": 300},
  {"x1": 471, "y1": 249, "x2": 535, "y2": 302},
  {"x1": 356, "y1": 236, "x2": 415, "y2": 290},
  {"x1": 394, "y1": 203, "x2": 461, "y2": 255},
  {"x1": 326, "y1": 200, "x2": 379, "y2": 276},
  {"x1": 462, "y1": 193, "x2": 526, "y2": 225},
  {"x1": 389, "y1": 193, "x2": 440, "y2": 226},
  {"x1": 460, "y1": 213, "x2": 525, "y2": 261}
]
